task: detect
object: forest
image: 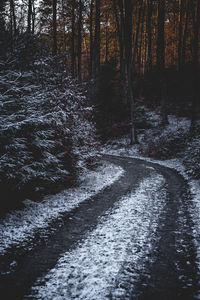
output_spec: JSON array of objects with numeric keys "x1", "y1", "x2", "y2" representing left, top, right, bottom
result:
[{"x1": 0, "y1": 0, "x2": 200, "y2": 213}]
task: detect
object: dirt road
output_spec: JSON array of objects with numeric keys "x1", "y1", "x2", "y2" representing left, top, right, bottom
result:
[{"x1": 0, "y1": 155, "x2": 199, "y2": 299}]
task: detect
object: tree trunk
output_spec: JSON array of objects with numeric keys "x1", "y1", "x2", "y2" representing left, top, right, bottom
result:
[
  {"x1": 27, "y1": 0, "x2": 32, "y2": 34},
  {"x1": 133, "y1": 0, "x2": 143, "y2": 70},
  {"x1": 10, "y1": 0, "x2": 16, "y2": 36},
  {"x1": 89, "y1": 0, "x2": 94, "y2": 79},
  {"x1": 147, "y1": 0, "x2": 152, "y2": 72},
  {"x1": 182, "y1": 0, "x2": 189, "y2": 66},
  {"x1": 125, "y1": 0, "x2": 137, "y2": 145},
  {"x1": 113, "y1": 0, "x2": 124, "y2": 78},
  {"x1": 178, "y1": 0, "x2": 184, "y2": 71},
  {"x1": 138, "y1": 2, "x2": 146, "y2": 75},
  {"x1": 94, "y1": 0, "x2": 100, "y2": 77},
  {"x1": 52, "y1": 0, "x2": 57, "y2": 56},
  {"x1": 32, "y1": 1, "x2": 36, "y2": 34},
  {"x1": 191, "y1": 0, "x2": 200, "y2": 132},
  {"x1": 157, "y1": 0, "x2": 168, "y2": 124},
  {"x1": 78, "y1": 0, "x2": 83, "y2": 82},
  {"x1": 71, "y1": 0, "x2": 75, "y2": 76}
]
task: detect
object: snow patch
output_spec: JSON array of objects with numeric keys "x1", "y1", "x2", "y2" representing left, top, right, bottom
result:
[
  {"x1": 29, "y1": 172, "x2": 166, "y2": 300},
  {"x1": 0, "y1": 162, "x2": 124, "y2": 255}
]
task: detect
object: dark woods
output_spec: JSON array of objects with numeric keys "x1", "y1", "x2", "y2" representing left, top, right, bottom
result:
[
  {"x1": 0, "y1": 0, "x2": 200, "y2": 212},
  {"x1": 1, "y1": 0, "x2": 200, "y2": 124}
]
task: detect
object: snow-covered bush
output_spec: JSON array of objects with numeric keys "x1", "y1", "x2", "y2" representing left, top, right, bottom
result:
[
  {"x1": 139, "y1": 127, "x2": 188, "y2": 159},
  {"x1": 0, "y1": 57, "x2": 98, "y2": 210},
  {"x1": 139, "y1": 115, "x2": 191, "y2": 159},
  {"x1": 183, "y1": 135, "x2": 200, "y2": 179}
]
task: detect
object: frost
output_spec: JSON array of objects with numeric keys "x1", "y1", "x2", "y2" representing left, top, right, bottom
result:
[
  {"x1": 29, "y1": 172, "x2": 166, "y2": 300},
  {"x1": 0, "y1": 162, "x2": 124, "y2": 255},
  {"x1": 0, "y1": 57, "x2": 99, "y2": 204}
]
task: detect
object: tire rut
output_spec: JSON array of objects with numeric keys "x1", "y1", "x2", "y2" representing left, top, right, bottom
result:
[
  {"x1": 0, "y1": 156, "x2": 151, "y2": 300},
  {"x1": 0, "y1": 155, "x2": 199, "y2": 299}
]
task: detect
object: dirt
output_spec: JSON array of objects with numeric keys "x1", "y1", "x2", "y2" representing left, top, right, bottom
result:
[{"x1": 0, "y1": 155, "x2": 199, "y2": 299}]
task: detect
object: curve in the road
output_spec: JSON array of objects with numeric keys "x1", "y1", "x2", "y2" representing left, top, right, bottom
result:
[{"x1": 0, "y1": 155, "x2": 199, "y2": 300}]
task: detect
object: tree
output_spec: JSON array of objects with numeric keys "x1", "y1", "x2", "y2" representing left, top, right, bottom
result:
[
  {"x1": 93, "y1": 0, "x2": 100, "y2": 77},
  {"x1": 157, "y1": 0, "x2": 168, "y2": 124},
  {"x1": 52, "y1": 0, "x2": 57, "y2": 56},
  {"x1": 178, "y1": 0, "x2": 184, "y2": 71},
  {"x1": 191, "y1": 0, "x2": 200, "y2": 131},
  {"x1": 27, "y1": 0, "x2": 32, "y2": 33},
  {"x1": 147, "y1": 0, "x2": 153, "y2": 72},
  {"x1": 78, "y1": 0, "x2": 83, "y2": 82},
  {"x1": 124, "y1": 0, "x2": 137, "y2": 144},
  {"x1": 71, "y1": 0, "x2": 76, "y2": 76}
]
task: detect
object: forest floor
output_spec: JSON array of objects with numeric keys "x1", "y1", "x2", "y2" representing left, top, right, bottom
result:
[{"x1": 0, "y1": 154, "x2": 200, "y2": 299}]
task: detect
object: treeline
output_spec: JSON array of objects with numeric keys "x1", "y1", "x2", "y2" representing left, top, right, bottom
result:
[
  {"x1": 1, "y1": 0, "x2": 199, "y2": 143},
  {"x1": 0, "y1": 0, "x2": 200, "y2": 135}
]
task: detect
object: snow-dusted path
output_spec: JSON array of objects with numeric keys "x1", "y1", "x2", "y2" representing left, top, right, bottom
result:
[{"x1": 0, "y1": 156, "x2": 199, "y2": 299}]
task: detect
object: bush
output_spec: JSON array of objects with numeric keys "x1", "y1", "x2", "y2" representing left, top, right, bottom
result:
[
  {"x1": 0, "y1": 57, "x2": 98, "y2": 211},
  {"x1": 139, "y1": 127, "x2": 188, "y2": 159},
  {"x1": 183, "y1": 135, "x2": 200, "y2": 179}
]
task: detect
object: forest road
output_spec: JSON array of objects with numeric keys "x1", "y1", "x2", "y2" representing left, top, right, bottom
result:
[{"x1": 0, "y1": 155, "x2": 199, "y2": 299}]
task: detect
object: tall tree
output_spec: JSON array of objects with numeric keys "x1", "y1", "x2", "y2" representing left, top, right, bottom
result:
[
  {"x1": 157, "y1": 0, "x2": 168, "y2": 124},
  {"x1": 178, "y1": 0, "x2": 184, "y2": 70},
  {"x1": 181, "y1": 0, "x2": 189, "y2": 66},
  {"x1": 71, "y1": 0, "x2": 76, "y2": 76},
  {"x1": 89, "y1": 0, "x2": 94, "y2": 79},
  {"x1": 191, "y1": 0, "x2": 200, "y2": 131},
  {"x1": 27, "y1": 0, "x2": 32, "y2": 33},
  {"x1": 10, "y1": 0, "x2": 17, "y2": 37},
  {"x1": 93, "y1": 0, "x2": 100, "y2": 76},
  {"x1": 147, "y1": 0, "x2": 153, "y2": 72},
  {"x1": 132, "y1": 0, "x2": 143, "y2": 70},
  {"x1": 78, "y1": 0, "x2": 83, "y2": 82},
  {"x1": 52, "y1": 0, "x2": 57, "y2": 56},
  {"x1": 113, "y1": 0, "x2": 125, "y2": 78},
  {"x1": 124, "y1": 0, "x2": 137, "y2": 144}
]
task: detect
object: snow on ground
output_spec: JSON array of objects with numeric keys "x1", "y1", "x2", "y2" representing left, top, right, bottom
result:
[
  {"x1": 28, "y1": 171, "x2": 166, "y2": 300},
  {"x1": 101, "y1": 114, "x2": 191, "y2": 158},
  {"x1": 0, "y1": 162, "x2": 124, "y2": 256},
  {"x1": 102, "y1": 118, "x2": 200, "y2": 282}
]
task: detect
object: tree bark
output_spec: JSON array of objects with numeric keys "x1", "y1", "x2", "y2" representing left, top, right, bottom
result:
[
  {"x1": 78, "y1": 0, "x2": 83, "y2": 82},
  {"x1": 133, "y1": 0, "x2": 143, "y2": 70},
  {"x1": 52, "y1": 0, "x2": 57, "y2": 56},
  {"x1": 191, "y1": 0, "x2": 200, "y2": 131},
  {"x1": 182, "y1": 0, "x2": 189, "y2": 66},
  {"x1": 157, "y1": 0, "x2": 168, "y2": 124},
  {"x1": 10, "y1": 0, "x2": 16, "y2": 36},
  {"x1": 147, "y1": 0, "x2": 152, "y2": 72},
  {"x1": 89, "y1": 0, "x2": 94, "y2": 79},
  {"x1": 125, "y1": 0, "x2": 137, "y2": 145},
  {"x1": 112, "y1": 0, "x2": 124, "y2": 78},
  {"x1": 178, "y1": 0, "x2": 184, "y2": 71},
  {"x1": 27, "y1": 0, "x2": 32, "y2": 34},
  {"x1": 94, "y1": 0, "x2": 101, "y2": 77},
  {"x1": 71, "y1": 0, "x2": 76, "y2": 76}
]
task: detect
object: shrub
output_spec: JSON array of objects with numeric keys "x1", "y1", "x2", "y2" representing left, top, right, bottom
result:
[
  {"x1": 139, "y1": 127, "x2": 188, "y2": 159},
  {"x1": 0, "y1": 57, "x2": 98, "y2": 211},
  {"x1": 183, "y1": 135, "x2": 200, "y2": 179}
]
